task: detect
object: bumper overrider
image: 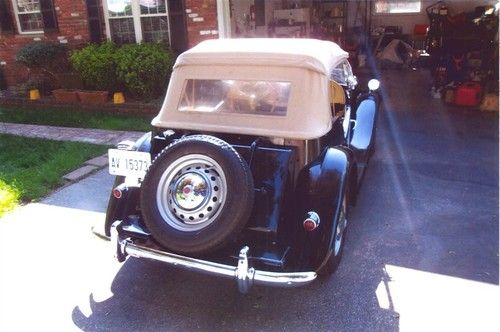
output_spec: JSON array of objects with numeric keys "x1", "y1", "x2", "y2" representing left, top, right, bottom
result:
[{"x1": 110, "y1": 221, "x2": 317, "y2": 293}]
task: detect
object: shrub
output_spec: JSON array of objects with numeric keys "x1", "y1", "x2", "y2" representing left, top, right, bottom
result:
[
  {"x1": 69, "y1": 42, "x2": 175, "y2": 99},
  {"x1": 16, "y1": 42, "x2": 69, "y2": 93},
  {"x1": 114, "y1": 43, "x2": 175, "y2": 100},
  {"x1": 69, "y1": 42, "x2": 118, "y2": 91},
  {"x1": 16, "y1": 42, "x2": 68, "y2": 72}
]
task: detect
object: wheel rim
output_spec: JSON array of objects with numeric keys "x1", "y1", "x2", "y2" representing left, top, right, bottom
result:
[
  {"x1": 156, "y1": 154, "x2": 227, "y2": 231},
  {"x1": 334, "y1": 197, "x2": 347, "y2": 256}
]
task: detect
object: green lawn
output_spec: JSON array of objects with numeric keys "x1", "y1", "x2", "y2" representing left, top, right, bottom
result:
[
  {"x1": 0, "y1": 134, "x2": 109, "y2": 217},
  {"x1": 0, "y1": 106, "x2": 152, "y2": 132}
]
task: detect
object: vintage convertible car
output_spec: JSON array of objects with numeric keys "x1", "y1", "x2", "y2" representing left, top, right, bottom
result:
[{"x1": 105, "y1": 38, "x2": 380, "y2": 293}]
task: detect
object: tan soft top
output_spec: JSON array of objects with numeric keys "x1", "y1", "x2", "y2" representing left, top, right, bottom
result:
[
  {"x1": 153, "y1": 38, "x2": 349, "y2": 140},
  {"x1": 174, "y1": 38, "x2": 348, "y2": 75}
]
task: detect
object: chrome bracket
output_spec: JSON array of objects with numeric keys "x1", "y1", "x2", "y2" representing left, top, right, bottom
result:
[
  {"x1": 350, "y1": 119, "x2": 357, "y2": 130},
  {"x1": 110, "y1": 220, "x2": 127, "y2": 262},
  {"x1": 116, "y1": 140, "x2": 136, "y2": 151},
  {"x1": 236, "y1": 246, "x2": 255, "y2": 293}
]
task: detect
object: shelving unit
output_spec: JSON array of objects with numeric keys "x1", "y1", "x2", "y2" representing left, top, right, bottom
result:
[
  {"x1": 311, "y1": 0, "x2": 348, "y2": 46},
  {"x1": 272, "y1": 8, "x2": 310, "y2": 37}
]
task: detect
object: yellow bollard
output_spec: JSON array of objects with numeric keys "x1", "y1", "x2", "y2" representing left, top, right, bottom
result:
[
  {"x1": 113, "y1": 92, "x2": 125, "y2": 104},
  {"x1": 29, "y1": 89, "x2": 40, "y2": 100}
]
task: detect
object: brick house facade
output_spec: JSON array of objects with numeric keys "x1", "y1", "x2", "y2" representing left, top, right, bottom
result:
[{"x1": 0, "y1": 0, "x2": 219, "y2": 88}]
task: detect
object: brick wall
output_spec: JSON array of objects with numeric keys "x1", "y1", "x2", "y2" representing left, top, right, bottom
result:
[
  {"x1": 184, "y1": 0, "x2": 219, "y2": 48},
  {"x1": 0, "y1": 0, "x2": 221, "y2": 88},
  {"x1": 0, "y1": 0, "x2": 91, "y2": 87}
]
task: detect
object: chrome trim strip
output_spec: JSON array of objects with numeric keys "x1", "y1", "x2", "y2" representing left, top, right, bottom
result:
[{"x1": 110, "y1": 222, "x2": 317, "y2": 293}]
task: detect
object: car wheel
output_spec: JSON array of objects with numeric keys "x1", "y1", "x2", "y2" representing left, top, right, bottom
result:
[
  {"x1": 140, "y1": 135, "x2": 254, "y2": 255},
  {"x1": 318, "y1": 195, "x2": 348, "y2": 276}
]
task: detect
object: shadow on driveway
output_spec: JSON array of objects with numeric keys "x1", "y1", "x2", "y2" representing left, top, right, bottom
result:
[{"x1": 71, "y1": 70, "x2": 498, "y2": 331}]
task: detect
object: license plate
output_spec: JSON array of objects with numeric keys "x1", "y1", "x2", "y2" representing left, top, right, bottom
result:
[{"x1": 108, "y1": 149, "x2": 151, "y2": 179}]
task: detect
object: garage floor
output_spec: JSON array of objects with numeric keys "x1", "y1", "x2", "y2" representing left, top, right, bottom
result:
[
  {"x1": 0, "y1": 68, "x2": 498, "y2": 331},
  {"x1": 358, "y1": 68, "x2": 498, "y2": 285}
]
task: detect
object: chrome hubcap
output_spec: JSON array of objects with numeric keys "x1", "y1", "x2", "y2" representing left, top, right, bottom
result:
[
  {"x1": 173, "y1": 173, "x2": 210, "y2": 211},
  {"x1": 156, "y1": 154, "x2": 226, "y2": 231}
]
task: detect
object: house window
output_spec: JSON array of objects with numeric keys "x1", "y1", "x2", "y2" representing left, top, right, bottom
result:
[
  {"x1": 104, "y1": 0, "x2": 170, "y2": 45},
  {"x1": 12, "y1": 0, "x2": 44, "y2": 33},
  {"x1": 10, "y1": 0, "x2": 58, "y2": 34},
  {"x1": 374, "y1": 1, "x2": 421, "y2": 14}
]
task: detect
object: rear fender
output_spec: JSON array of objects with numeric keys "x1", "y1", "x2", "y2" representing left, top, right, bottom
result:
[
  {"x1": 104, "y1": 132, "x2": 151, "y2": 236},
  {"x1": 134, "y1": 132, "x2": 153, "y2": 153},
  {"x1": 294, "y1": 146, "x2": 352, "y2": 269}
]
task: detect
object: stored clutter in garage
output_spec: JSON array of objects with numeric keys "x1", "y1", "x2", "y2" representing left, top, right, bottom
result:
[{"x1": 224, "y1": 0, "x2": 499, "y2": 111}]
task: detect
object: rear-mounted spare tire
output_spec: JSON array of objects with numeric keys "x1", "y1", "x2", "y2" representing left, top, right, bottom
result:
[{"x1": 140, "y1": 135, "x2": 254, "y2": 255}]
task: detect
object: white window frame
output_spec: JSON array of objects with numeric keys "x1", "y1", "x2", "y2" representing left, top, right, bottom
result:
[
  {"x1": 102, "y1": 0, "x2": 171, "y2": 44},
  {"x1": 373, "y1": 0, "x2": 422, "y2": 15},
  {"x1": 11, "y1": 0, "x2": 44, "y2": 34},
  {"x1": 216, "y1": 0, "x2": 231, "y2": 39}
]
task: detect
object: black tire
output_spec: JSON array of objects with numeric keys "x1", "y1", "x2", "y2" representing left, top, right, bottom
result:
[
  {"x1": 317, "y1": 195, "x2": 348, "y2": 276},
  {"x1": 140, "y1": 135, "x2": 254, "y2": 255}
]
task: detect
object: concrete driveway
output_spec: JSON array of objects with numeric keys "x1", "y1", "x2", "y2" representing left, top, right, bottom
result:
[{"x1": 0, "y1": 69, "x2": 498, "y2": 331}]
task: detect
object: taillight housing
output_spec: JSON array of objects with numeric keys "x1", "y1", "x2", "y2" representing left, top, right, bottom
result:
[
  {"x1": 303, "y1": 211, "x2": 320, "y2": 231},
  {"x1": 113, "y1": 183, "x2": 128, "y2": 199}
]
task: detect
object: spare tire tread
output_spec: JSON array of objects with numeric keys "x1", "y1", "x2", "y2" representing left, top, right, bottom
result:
[{"x1": 140, "y1": 135, "x2": 254, "y2": 255}]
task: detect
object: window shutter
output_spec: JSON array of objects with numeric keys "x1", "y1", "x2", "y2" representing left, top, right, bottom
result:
[
  {"x1": 86, "y1": 0, "x2": 104, "y2": 42},
  {"x1": 40, "y1": 0, "x2": 58, "y2": 32},
  {"x1": 167, "y1": 0, "x2": 188, "y2": 53},
  {"x1": 0, "y1": 0, "x2": 15, "y2": 34}
]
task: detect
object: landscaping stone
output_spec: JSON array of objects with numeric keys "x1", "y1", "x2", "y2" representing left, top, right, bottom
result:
[
  {"x1": 52, "y1": 89, "x2": 79, "y2": 103},
  {"x1": 77, "y1": 90, "x2": 109, "y2": 105},
  {"x1": 0, "y1": 122, "x2": 145, "y2": 145},
  {"x1": 85, "y1": 154, "x2": 109, "y2": 168},
  {"x1": 63, "y1": 165, "x2": 98, "y2": 182}
]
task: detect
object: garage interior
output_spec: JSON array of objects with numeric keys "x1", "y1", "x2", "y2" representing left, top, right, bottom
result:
[{"x1": 227, "y1": 0, "x2": 498, "y2": 111}]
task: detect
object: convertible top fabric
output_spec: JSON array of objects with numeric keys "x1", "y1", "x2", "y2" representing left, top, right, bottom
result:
[
  {"x1": 153, "y1": 38, "x2": 348, "y2": 139},
  {"x1": 174, "y1": 38, "x2": 349, "y2": 76}
]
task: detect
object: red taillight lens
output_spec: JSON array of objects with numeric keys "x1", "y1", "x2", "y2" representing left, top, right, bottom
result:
[
  {"x1": 112, "y1": 188, "x2": 123, "y2": 199},
  {"x1": 303, "y1": 219, "x2": 317, "y2": 231},
  {"x1": 303, "y1": 211, "x2": 320, "y2": 231},
  {"x1": 112, "y1": 183, "x2": 127, "y2": 199}
]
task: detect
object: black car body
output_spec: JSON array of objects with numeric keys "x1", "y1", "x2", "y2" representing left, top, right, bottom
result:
[{"x1": 105, "y1": 38, "x2": 380, "y2": 292}]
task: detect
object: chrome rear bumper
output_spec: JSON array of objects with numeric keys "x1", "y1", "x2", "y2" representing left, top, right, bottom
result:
[{"x1": 110, "y1": 222, "x2": 317, "y2": 293}]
